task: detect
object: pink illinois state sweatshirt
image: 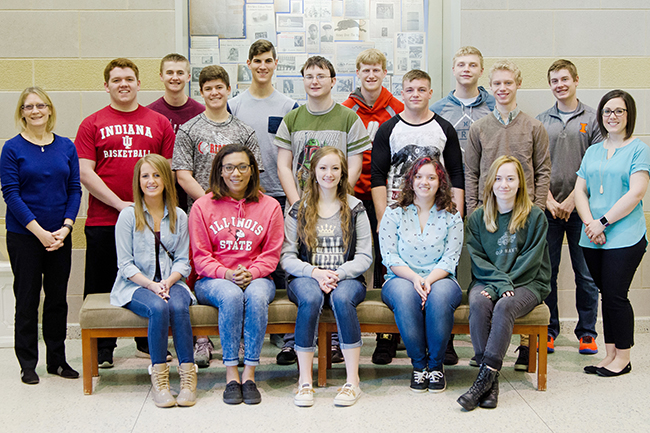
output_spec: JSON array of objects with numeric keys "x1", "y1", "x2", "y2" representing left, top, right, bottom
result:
[{"x1": 188, "y1": 192, "x2": 284, "y2": 280}]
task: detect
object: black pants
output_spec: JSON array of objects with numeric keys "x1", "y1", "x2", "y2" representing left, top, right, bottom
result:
[
  {"x1": 7, "y1": 232, "x2": 72, "y2": 370},
  {"x1": 582, "y1": 237, "x2": 646, "y2": 350},
  {"x1": 362, "y1": 199, "x2": 383, "y2": 288},
  {"x1": 84, "y1": 225, "x2": 121, "y2": 351}
]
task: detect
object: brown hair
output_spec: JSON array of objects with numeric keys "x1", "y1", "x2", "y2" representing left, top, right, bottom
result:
[
  {"x1": 104, "y1": 58, "x2": 140, "y2": 83},
  {"x1": 596, "y1": 89, "x2": 636, "y2": 140},
  {"x1": 207, "y1": 144, "x2": 261, "y2": 202},
  {"x1": 199, "y1": 65, "x2": 230, "y2": 90},
  {"x1": 301, "y1": 56, "x2": 336, "y2": 78},
  {"x1": 402, "y1": 69, "x2": 431, "y2": 87},
  {"x1": 15, "y1": 86, "x2": 57, "y2": 133},
  {"x1": 395, "y1": 157, "x2": 457, "y2": 214},
  {"x1": 132, "y1": 154, "x2": 178, "y2": 233},
  {"x1": 159, "y1": 53, "x2": 190, "y2": 74},
  {"x1": 298, "y1": 147, "x2": 352, "y2": 251},
  {"x1": 248, "y1": 39, "x2": 276, "y2": 60},
  {"x1": 546, "y1": 59, "x2": 578, "y2": 84}
]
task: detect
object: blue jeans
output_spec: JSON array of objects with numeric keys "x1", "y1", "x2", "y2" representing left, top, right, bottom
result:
[
  {"x1": 469, "y1": 285, "x2": 538, "y2": 370},
  {"x1": 287, "y1": 277, "x2": 366, "y2": 351},
  {"x1": 125, "y1": 285, "x2": 194, "y2": 365},
  {"x1": 382, "y1": 277, "x2": 462, "y2": 370},
  {"x1": 545, "y1": 210, "x2": 599, "y2": 339},
  {"x1": 195, "y1": 277, "x2": 275, "y2": 366}
]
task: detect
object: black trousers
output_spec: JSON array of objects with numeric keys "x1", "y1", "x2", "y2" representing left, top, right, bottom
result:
[
  {"x1": 7, "y1": 232, "x2": 72, "y2": 370},
  {"x1": 582, "y1": 237, "x2": 647, "y2": 350},
  {"x1": 84, "y1": 225, "x2": 121, "y2": 351}
]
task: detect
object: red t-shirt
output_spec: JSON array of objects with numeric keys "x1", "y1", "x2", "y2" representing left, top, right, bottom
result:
[{"x1": 75, "y1": 105, "x2": 175, "y2": 226}]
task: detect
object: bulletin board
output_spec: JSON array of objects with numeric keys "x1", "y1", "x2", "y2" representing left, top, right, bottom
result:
[{"x1": 188, "y1": 0, "x2": 429, "y2": 103}]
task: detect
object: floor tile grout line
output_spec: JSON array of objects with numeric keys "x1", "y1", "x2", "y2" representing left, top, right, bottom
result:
[
  {"x1": 130, "y1": 385, "x2": 151, "y2": 433},
  {"x1": 504, "y1": 374, "x2": 555, "y2": 432}
]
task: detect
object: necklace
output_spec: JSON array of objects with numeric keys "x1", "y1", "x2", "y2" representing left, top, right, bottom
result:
[{"x1": 598, "y1": 140, "x2": 616, "y2": 194}]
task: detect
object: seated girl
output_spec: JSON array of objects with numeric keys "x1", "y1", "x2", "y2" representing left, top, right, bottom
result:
[{"x1": 281, "y1": 147, "x2": 372, "y2": 407}]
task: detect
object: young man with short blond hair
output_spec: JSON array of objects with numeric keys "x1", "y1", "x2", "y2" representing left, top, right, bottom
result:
[{"x1": 536, "y1": 59, "x2": 601, "y2": 355}]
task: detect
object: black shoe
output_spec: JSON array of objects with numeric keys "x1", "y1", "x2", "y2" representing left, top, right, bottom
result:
[
  {"x1": 469, "y1": 356, "x2": 479, "y2": 367},
  {"x1": 479, "y1": 375, "x2": 499, "y2": 409},
  {"x1": 372, "y1": 333, "x2": 397, "y2": 365},
  {"x1": 457, "y1": 364, "x2": 498, "y2": 411},
  {"x1": 597, "y1": 362, "x2": 632, "y2": 377},
  {"x1": 584, "y1": 365, "x2": 599, "y2": 374},
  {"x1": 47, "y1": 362, "x2": 79, "y2": 379},
  {"x1": 98, "y1": 348, "x2": 114, "y2": 369},
  {"x1": 410, "y1": 368, "x2": 428, "y2": 393},
  {"x1": 331, "y1": 345, "x2": 344, "y2": 364},
  {"x1": 242, "y1": 380, "x2": 262, "y2": 405},
  {"x1": 443, "y1": 337, "x2": 459, "y2": 366},
  {"x1": 223, "y1": 380, "x2": 243, "y2": 405},
  {"x1": 276, "y1": 346, "x2": 297, "y2": 365},
  {"x1": 21, "y1": 369, "x2": 39, "y2": 385},
  {"x1": 514, "y1": 345, "x2": 529, "y2": 371},
  {"x1": 428, "y1": 367, "x2": 446, "y2": 393}
]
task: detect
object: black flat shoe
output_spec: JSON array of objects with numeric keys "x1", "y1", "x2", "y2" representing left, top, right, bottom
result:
[
  {"x1": 596, "y1": 362, "x2": 631, "y2": 377},
  {"x1": 47, "y1": 363, "x2": 79, "y2": 379},
  {"x1": 583, "y1": 365, "x2": 599, "y2": 374},
  {"x1": 21, "y1": 369, "x2": 39, "y2": 385}
]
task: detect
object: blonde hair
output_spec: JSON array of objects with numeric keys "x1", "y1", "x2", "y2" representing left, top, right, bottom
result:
[
  {"x1": 132, "y1": 154, "x2": 178, "y2": 233},
  {"x1": 298, "y1": 147, "x2": 352, "y2": 252},
  {"x1": 15, "y1": 87, "x2": 57, "y2": 132},
  {"x1": 452, "y1": 46, "x2": 484, "y2": 69},
  {"x1": 356, "y1": 48, "x2": 387, "y2": 70},
  {"x1": 489, "y1": 60, "x2": 522, "y2": 86},
  {"x1": 482, "y1": 156, "x2": 533, "y2": 234}
]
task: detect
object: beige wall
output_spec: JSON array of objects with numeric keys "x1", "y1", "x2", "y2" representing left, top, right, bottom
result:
[{"x1": 0, "y1": 1, "x2": 649, "y2": 327}]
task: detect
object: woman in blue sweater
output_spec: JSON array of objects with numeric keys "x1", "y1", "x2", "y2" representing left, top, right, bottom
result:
[{"x1": 0, "y1": 87, "x2": 82, "y2": 385}]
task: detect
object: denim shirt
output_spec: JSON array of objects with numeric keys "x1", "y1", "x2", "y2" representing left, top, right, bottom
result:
[{"x1": 110, "y1": 204, "x2": 194, "y2": 307}]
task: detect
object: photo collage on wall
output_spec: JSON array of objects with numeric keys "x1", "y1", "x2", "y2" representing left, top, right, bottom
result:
[{"x1": 188, "y1": 0, "x2": 427, "y2": 104}]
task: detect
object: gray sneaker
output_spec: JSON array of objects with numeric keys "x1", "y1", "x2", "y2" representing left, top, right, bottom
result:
[{"x1": 194, "y1": 338, "x2": 213, "y2": 368}]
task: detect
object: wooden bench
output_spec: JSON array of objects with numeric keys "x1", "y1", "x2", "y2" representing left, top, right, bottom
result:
[{"x1": 80, "y1": 289, "x2": 549, "y2": 394}]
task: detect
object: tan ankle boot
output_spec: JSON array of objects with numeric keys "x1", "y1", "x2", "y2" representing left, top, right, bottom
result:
[
  {"x1": 177, "y1": 363, "x2": 198, "y2": 407},
  {"x1": 149, "y1": 363, "x2": 176, "y2": 408}
]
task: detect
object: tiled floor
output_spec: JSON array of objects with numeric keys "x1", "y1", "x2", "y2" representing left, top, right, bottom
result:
[{"x1": 2, "y1": 333, "x2": 649, "y2": 433}]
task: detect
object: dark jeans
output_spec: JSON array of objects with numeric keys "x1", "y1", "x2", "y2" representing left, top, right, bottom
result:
[
  {"x1": 469, "y1": 285, "x2": 538, "y2": 370},
  {"x1": 84, "y1": 225, "x2": 120, "y2": 351},
  {"x1": 362, "y1": 199, "x2": 383, "y2": 288},
  {"x1": 545, "y1": 210, "x2": 599, "y2": 339},
  {"x1": 7, "y1": 232, "x2": 72, "y2": 370},
  {"x1": 582, "y1": 237, "x2": 646, "y2": 350}
]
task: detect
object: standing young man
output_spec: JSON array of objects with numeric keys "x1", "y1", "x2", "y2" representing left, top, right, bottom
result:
[
  {"x1": 274, "y1": 56, "x2": 371, "y2": 364},
  {"x1": 464, "y1": 60, "x2": 551, "y2": 369},
  {"x1": 430, "y1": 46, "x2": 495, "y2": 158},
  {"x1": 75, "y1": 58, "x2": 175, "y2": 368},
  {"x1": 536, "y1": 59, "x2": 601, "y2": 355},
  {"x1": 342, "y1": 48, "x2": 404, "y2": 365},
  {"x1": 229, "y1": 40, "x2": 298, "y2": 365}
]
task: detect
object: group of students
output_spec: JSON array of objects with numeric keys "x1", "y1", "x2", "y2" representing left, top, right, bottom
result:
[{"x1": 1, "y1": 40, "x2": 648, "y2": 411}]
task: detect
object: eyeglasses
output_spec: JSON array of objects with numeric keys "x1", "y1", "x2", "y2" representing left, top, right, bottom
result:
[
  {"x1": 303, "y1": 74, "x2": 331, "y2": 82},
  {"x1": 602, "y1": 108, "x2": 627, "y2": 117},
  {"x1": 21, "y1": 103, "x2": 49, "y2": 111},
  {"x1": 222, "y1": 164, "x2": 251, "y2": 174}
]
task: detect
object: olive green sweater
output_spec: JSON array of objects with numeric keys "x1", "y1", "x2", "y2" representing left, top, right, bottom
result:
[{"x1": 465, "y1": 206, "x2": 551, "y2": 303}]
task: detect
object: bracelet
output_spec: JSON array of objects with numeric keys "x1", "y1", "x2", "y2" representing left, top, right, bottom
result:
[{"x1": 62, "y1": 223, "x2": 73, "y2": 233}]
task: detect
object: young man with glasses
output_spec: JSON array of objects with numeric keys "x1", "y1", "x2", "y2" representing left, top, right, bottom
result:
[{"x1": 536, "y1": 59, "x2": 601, "y2": 356}]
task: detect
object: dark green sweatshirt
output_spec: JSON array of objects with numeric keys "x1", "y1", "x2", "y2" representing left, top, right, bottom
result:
[{"x1": 465, "y1": 206, "x2": 551, "y2": 303}]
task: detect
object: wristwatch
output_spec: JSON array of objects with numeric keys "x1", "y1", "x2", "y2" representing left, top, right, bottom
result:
[{"x1": 599, "y1": 216, "x2": 610, "y2": 227}]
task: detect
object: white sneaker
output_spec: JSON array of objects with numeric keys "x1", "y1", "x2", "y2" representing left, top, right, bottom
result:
[
  {"x1": 333, "y1": 383, "x2": 362, "y2": 407},
  {"x1": 294, "y1": 383, "x2": 315, "y2": 407}
]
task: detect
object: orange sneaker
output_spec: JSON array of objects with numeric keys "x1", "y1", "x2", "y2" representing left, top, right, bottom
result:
[
  {"x1": 547, "y1": 336, "x2": 554, "y2": 353},
  {"x1": 579, "y1": 336, "x2": 598, "y2": 354}
]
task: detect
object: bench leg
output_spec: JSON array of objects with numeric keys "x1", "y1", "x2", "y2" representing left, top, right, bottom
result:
[
  {"x1": 317, "y1": 325, "x2": 328, "y2": 387},
  {"x1": 537, "y1": 329, "x2": 548, "y2": 391},
  {"x1": 527, "y1": 334, "x2": 537, "y2": 373},
  {"x1": 81, "y1": 330, "x2": 96, "y2": 395}
]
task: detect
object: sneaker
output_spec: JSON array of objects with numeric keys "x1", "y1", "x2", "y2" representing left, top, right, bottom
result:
[
  {"x1": 242, "y1": 380, "x2": 262, "y2": 405},
  {"x1": 333, "y1": 383, "x2": 362, "y2": 407},
  {"x1": 47, "y1": 362, "x2": 79, "y2": 379},
  {"x1": 469, "y1": 356, "x2": 479, "y2": 367},
  {"x1": 294, "y1": 383, "x2": 315, "y2": 407},
  {"x1": 194, "y1": 338, "x2": 213, "y2": 368},
  {"x1": 579, "y1": 336, "x2": 598, "y2": 355},
  {"x1": 443, "y1": 337, "x2": 459, "y2": 366},
  {"x1": 223, "y1": 380, "x2": 243, "y2": 405},
  {"x1": 547, "y1": 336, "x2": 555, "y2": 354},
  {"x1": 410, "y1": 368, "x2": 428, "y2": 393},
  {"x1": 428, "y1": 367, "x2": 446, "y2": 393},
  {"x1": 371, "y1": 333, "x2": 397, "y2": 365},
  {"x1": 21, "y1": 369, "x2": 39, "y2": 385},
  {"x1": 276, "y1": 346, "x2": 297, "y2": 365},
  {"x1": 98, "y1": 348, "x2": 114, "y2": 369},
  {"x1": 331, "y1": 345, "x2": 344, "y2": 364},
  {"x1": 136, "y1": 342, "x2": 172, "y2": 362},
  {"x1": 514, "y1": 345, "x2": 529, "y2": 371}
]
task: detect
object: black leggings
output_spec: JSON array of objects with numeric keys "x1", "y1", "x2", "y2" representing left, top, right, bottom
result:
[{"x1": 582, "y1": 237, "x2": 646, "y2": 350}]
